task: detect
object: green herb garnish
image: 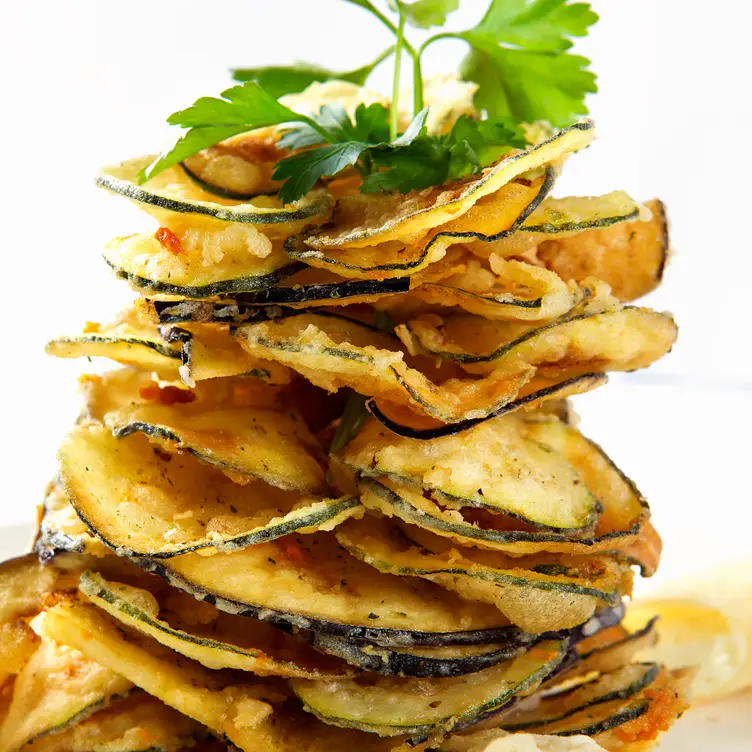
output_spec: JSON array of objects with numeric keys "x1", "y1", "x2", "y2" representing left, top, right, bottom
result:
[
  {"x1": 330, "y1": 392, "x2": 369, "y2": 453},
  {"x1": 141, "y1": 1, "x2": 597, "y2": 200}
]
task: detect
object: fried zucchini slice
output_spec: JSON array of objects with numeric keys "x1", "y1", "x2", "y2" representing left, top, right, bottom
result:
[
  {"x1": 308, "y1": 631, "x2": 536, "y2": 678},
  {"x1": 58, "y1": 424, "x2": 359, "y2": 557},
  {"x1": 25, "y1": 692, "x2": 203, "y2": 752},
  {"x1": 500, "y1": 662, "x2": 660, "y2": 731},
  {"x1": 291, "y1": 639, "x2": 566, "y2": 738},
  {"x1": 343, "y1": 416, "x2": 600, "y2": 533},
  {"x1": 236, "y1": 311, "x2": 535, "y2": 424},
  {"x1": 46, "y1": 307, "x2": 182, "y2": 377},
  {"x1": 537, "y1": 199, "x2": 670, "y2": 302},
  {"x1": 97, "y1": 155, "x2": 332, "y2": 229},
  {"x1": 139, "y1": 532, "x2": 512, "y2": 645},
  {"x1": 335, "y1": 516, "x2": 627, "y2": 633},
  {"x1": 103, "y1": 232, "x2": 301, "y2": 299},
  {"x1": 300, "y1": 122, "x2": 593, "y2": 250},
  {"x1": 399, "y1": 307, "x2": 677, "y2": 376},
  {"x1": 414, "y1": 257, "x2": 582, "y2": 322},
  {"x1": 286, "y1": 175, "x2": 552, "y2": 280},
  {"x1": 84, "y1": 366, "x2": 325, "y2": 491},
  {"x1": 80, "y1": 572, "x2": 352, "y2": 679},
  {"x1": 36, "y1": 600, "x2": 278, "y2": 752},
  {"x1": 0, "y1": 635, "x2": 134, "y2": 752}
]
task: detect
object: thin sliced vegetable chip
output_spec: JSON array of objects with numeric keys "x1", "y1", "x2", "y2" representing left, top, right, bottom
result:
[
  {"x1": 24, "y1": 692, "x2": 203, "y2": 752},
  {"x1": 290, "y1": 639, "x2": 567, "y2": 739},
  {"x1": 399, "y1": 306, "x2": 678, "y2": 376},
  {"x1": 81, "y1": 571, "x2": 353, "y2": 679},
  {"x1": 336, "y1": 516, "x2": 629, "y2": 633},
  {"x1": 84, "y1": 366, "x2": 325, "y2": 491},
  {"x1": 0, "y1": 635, "x2": 134, "y2": 751},
  {"x1": 97, "y1": 155, "x2": 332, "y2": 229},
  {"x1": 104, "y1": 232, "x2": 301, "y2": 299},
  {"x1": 344, "y1": 416, "x2": 600, "y2": 533},
  {"x1": 58, "y1": 424, "x2": 360, "y2": 557}
]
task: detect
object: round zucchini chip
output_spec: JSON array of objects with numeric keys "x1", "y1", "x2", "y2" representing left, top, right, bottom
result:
[
  {"x1": 537, "y1": 199, "x2": 670, "y2": 302},
  {"x1": 286, "y1": 173, "x2": 554, "y2": 280},
  {"x1": 103, "y1": 232, "x2": 302, "y2": 299},
  {"x1": 25, "y1": 692, "x2": 204, "y2": 752},
  {"x1": 300, "y1": 121, "x2": 593, "y2": 250},
  {"x1": 58, "y1": 424, "x2": 360, "y2": 558},
  {"x1": 465, "y1": 190, "x2": 645, "y2": 260},
  {"x1": 335, "y1": 516, "x2": 628, "y2": 633},
  {"x1": 290, "y1": 638, "x2": 567, "y2": 739},
  {"x1": 137, "y1": 532, "x2": 513, "y2": 645},
  {"x1": 45, "y1": 308, "x2": 182, "y2": 377},
  {"x1": 0, "y1": 634, "x2": 134, "y2": 752},
  {"x1": 83, "y1": 367, "x2": 325, "y2": 492},
  {"x1": 343, "y1": 415, "x2": 601, "y2": 533},
  {"x1": 36, "y1": 599, "x2": 281, "y2": 752},
  {"x1": 80, "y1": 571, "x2": 353, "y2": 679},
  {"x1": 235, "y1": 311, "x2": 537, "y2": 424},
  {"x1": 398, "y1": 306, "x2": 678, "y2": 376},
  {"x1": 97, "y1": 155, "x2": 333, "y2": 228}
]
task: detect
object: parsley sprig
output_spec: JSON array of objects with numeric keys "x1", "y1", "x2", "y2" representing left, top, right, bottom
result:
[{"x1": 141, "y1": 1, "x2": 598, "y2": 202}]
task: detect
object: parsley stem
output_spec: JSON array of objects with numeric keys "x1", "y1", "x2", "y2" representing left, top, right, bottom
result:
[
  {"x1": 412, "y1": 51, "x2": 424, "y2": 114},
  {"x1": 390, "y1": 3, "x2": 407, "y2": 141}
]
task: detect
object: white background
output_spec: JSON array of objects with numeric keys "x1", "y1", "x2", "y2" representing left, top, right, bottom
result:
[{"x1": 0, "y1": 1, "x2": 751, "y2": 589}]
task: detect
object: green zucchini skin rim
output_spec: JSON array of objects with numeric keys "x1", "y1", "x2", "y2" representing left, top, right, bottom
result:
[
  {"x1": 108, "y1": 420, "x2": 312, "y2": 491},
  {"x1": 68, "y1": 493, "x2": 360, "y2": 559},
  {"x1": 367, "y1": 372, "x2": 608, "y2": 439},
  {"x1": 548, "y1": 698, "x2": 650, "y2": 738},
  {"x1": 336, "y1": 525, "x2": 619, "y2": 602},
  {"x1": 654, "y1": 199, "x2": 670, "y2": 285},
  {"x1": 96, "y1": 170, "x2": 332, "y2": 225},
  {"x1": 284, "y1": 166, "x2": 556, "y2": 275},
  {"x1": 105, "y1": 257, "x2": 305, "y2": 298},
  {"x1": 501, "y1": 662, "x2": 661, "y2": 732},
  {"x1": 307, "y1": 630, "x2": 537, "y2": 678},
  {"x1": 295, "y1": 639, "x2": 569, "y2": 741},
  {"x1": 360, "y1": 479, "x2": 642, "y2": 550},
  {"x1": 28, "y1": 689, "x2": 138, "y2": 746},
  {"x1": 180, "y1": 162, "x2": 276, "y2": 201},
  {"x1": 132, "y1": 558, "x2": 518, "y2": 648},
  {"x1": 46, "y1": 334, "x2": 181, "y2": 362},
  {"x1": 403, "y1": 307, "x2": 663, "y2": 366},
  {"x1": 150, "y1": 279, "x2": 411, "y2": 322},
  {"x1": 521, "y1": 206, "x2": 641, "y2": 235}
]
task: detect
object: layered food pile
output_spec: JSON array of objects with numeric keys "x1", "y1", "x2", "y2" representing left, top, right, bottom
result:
[{"x1": 0, "y1": 117, "x2": 690, "y2": 751}]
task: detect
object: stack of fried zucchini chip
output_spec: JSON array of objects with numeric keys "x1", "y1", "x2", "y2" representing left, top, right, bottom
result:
[{"x1": 2, "y1": 117, "x2": 691, "y2": 752}]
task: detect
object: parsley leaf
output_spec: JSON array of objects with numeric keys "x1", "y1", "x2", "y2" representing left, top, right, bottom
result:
[
  {"x1": 458, "y1": 0, "x2": 598, "y2": 126},
  {"x1": 273, "y1": 142, "x2": 371, "y2": 204},
  {"x1": 330, "y1": 392, "x2": 369, "y2": 453},
  {"x1": 398, "y1": 0, "x2": 460, "y2": 29},
  {"x1": 231, "y1": 48, "x2": 393, "y2": 97}
]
